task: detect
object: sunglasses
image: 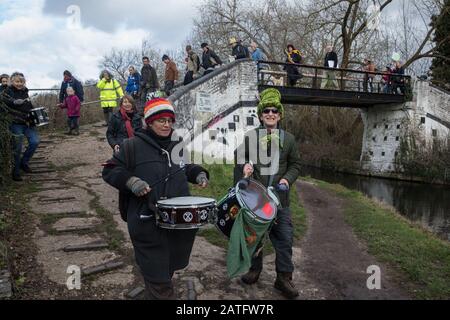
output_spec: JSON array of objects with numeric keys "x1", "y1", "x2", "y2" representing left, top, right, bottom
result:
[{"x1": 262, "y1": 108, "x2": 279, "y2": 114}]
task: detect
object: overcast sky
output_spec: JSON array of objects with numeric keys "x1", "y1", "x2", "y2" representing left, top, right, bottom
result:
[{"x1": 0, "y1": 0, "x2": 202, "y2": 88}]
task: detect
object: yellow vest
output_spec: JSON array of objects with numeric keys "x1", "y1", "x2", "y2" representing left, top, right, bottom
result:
[{"x1": 97, "y1": 79, "x2": 124, "y2": 108}]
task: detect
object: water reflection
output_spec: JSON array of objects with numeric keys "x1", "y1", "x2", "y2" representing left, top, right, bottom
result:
[{"x1": 301, "y1": 167, "x2": 450, "y2": 241}]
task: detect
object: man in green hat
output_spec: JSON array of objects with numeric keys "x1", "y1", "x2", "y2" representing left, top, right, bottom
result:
[{"x1": 233, "y1": 88, "x2": 302, "y2": 299}]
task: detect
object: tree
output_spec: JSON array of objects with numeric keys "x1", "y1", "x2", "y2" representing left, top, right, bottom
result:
[
  {"x1": 99, "y1": 48, "x2": 140, "y2": 83},
  {"x1": 430, "y1": 0, "x2": 450, "y2": 90}
]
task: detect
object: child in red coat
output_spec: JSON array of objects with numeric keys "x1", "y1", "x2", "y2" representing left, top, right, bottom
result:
[{"x1": 59, "y1": 86, "x2": 81, "y2": 135}]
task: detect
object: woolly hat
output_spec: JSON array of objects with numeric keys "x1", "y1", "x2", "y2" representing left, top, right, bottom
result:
[
  {"x1": 144, "y1": 98, "x2": 176, "y2": 125},
  {"x1": 162, "y1": 54, "x2": 170, "y2": 61},
  {"x1": 257, "y1": 88, "x2": 284, "y2": 119}
]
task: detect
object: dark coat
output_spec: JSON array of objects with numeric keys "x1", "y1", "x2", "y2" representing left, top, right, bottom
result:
[
  {"x1": 2, "y1": 86, "x2": 34, "y2": 125},
  {"x1": 234, "y1": 127, "x2": 301, "y2": 208},
  {"x1": 201, "y1": 49, "x2": 223, "y2": 70},
  {"x1": 324, "y1": 51, "x2": 338, "y2": 68},
  {"x1": 0, "y1": 84, "x2": 8, "y2": 94},
  {"x1": 232, "y1": 43, "x2": 249, "y2": 60},
  {"x1": 102, "y1": 129, "x2": 209, "y2": 282},
  {"x1": 59, "y1": 77, "x2": 84, "y2": 103},
  {"x1": 106, "y1": 111, "x2": 143, "y2": 148},
  {"x1": 284, "y1": 50, "x2": 302, "y2": 81},
  {"x1": 140, "y1": 65, "x2": 159, "y2": 91}
]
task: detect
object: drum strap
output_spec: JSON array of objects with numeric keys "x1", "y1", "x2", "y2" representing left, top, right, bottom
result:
[{"x1": 255, "y1": 129, "x2": 285, "y2": 258}]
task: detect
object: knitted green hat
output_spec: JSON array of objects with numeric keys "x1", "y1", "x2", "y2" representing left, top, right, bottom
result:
[{"x1": 257, "y1": 88, "x2": 284, "y2": 119}]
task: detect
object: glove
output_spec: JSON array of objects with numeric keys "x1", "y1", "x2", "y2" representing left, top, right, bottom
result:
[
  {"x1": 126, "y1": 177, "x2": 151, "y2": 197},
  {"x1": 196, "y1": 172, "x2": 208, "y2": 187},
  {"x1": 13, "y1": 99, "x2": 24, "y2": 105}
]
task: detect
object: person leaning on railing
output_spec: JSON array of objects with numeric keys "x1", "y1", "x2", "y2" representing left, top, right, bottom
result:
[
  {"x1": 201, "y1": 43, "x2": 223, "y2": 76},
  {"x1": 284, "y1": 44, "x2": 303, "y2": 87},
  {"x1": 391, "y1": 61, "x2": 406, "y2": 95}
]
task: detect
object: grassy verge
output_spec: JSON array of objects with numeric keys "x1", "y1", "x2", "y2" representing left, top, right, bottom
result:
[
  {"x1": 191, "y1": 164, "x2": 307, "y2": 250},
  {"x1": 311, "y1": 178, "x2": 450, "y2": 299},
  {"x1": 0, "y1": 180, "x2": 43, "y2": 298}
]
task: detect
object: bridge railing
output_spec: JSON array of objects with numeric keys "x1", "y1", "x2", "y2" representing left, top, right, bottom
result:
[{"x1": 257, "y1": 61, "x2": 412, "y2": 97}]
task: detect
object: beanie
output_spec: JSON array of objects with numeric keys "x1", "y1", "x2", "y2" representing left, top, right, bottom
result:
[
  {"x1": 257, "y1": 88, "x2": 284, "y2": 119},
  {"x1": 144, "y1": 98, "x2": 176, "y2": 125}
]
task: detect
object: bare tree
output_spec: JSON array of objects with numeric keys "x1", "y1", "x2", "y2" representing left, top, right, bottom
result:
[{"x1": 98, "y1": 48, "x2": 140, "y2": 83}]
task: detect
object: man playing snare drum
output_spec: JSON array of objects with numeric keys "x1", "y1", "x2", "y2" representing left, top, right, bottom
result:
[
  {"x1": 234, "y1": 88, "x2": 301, "y2": 299},
  {"x1": 102, "y1": 98, "x2": 209, "y2": 300},
  {"x1": 1, "y1": 72, "x2": 40, "y2": 182}
]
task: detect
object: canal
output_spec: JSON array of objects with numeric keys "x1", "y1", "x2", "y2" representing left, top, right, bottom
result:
[{"x1": 301, "y1": 167, "x2": 450, "y2": 241}]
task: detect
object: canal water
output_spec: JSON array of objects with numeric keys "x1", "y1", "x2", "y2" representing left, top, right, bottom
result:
[{"x1": 301, "y1": 167, "x2": 450, "y2": 241}]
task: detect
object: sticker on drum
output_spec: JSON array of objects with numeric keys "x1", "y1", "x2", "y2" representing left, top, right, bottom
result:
[{"x1": 156, "y1": 196, "x2": 216, "y2": 230}]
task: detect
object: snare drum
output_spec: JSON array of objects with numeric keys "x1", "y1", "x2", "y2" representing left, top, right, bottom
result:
[
  {"x1": 156, "y1": 196, "x2": 217, "y2": 230},
  {"x1": 216, "y1": 179, "x2": 277, "y2": 238},
  {"x1": 30, "y1": 107, "x2": 49, "y2": 127}
]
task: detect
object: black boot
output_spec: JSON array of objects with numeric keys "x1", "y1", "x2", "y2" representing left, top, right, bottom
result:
[
  {"x1": 12, "y1": 173, "x2": 23, "y2": 182},
  {"x1": 20, "y1": 163, "x2": 32, "y2": 174},
  {"x1": 241, "y1": 269, "x2": 262, "y2": 285},
  {"x1": 144, "y1": 280, "x2": 176, "y2": 300},
  {"x1": 274, "y1": 272, "x2": 299, "y2": 299}
]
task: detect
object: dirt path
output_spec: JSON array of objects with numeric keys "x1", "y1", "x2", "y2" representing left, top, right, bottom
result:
[
  {"x1": 296, "y1": 181, "x2": 410, "y2": 300},
  {"x1": 14, "y1": 123, "x2": 410, "y2": 300}
]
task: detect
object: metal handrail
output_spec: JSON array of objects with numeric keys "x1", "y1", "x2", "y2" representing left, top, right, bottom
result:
[
  {"x1": 257, "y1": 60, "x2": 412, "y2": 97},
  {"x1": 258, "y1": 60, "x2": 412, "y2": 79}
]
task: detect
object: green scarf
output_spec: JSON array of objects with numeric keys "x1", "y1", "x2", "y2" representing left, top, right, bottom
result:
[
  {"x1": 227, "y1": 208, "x2": 272, "y2": 278},
  {"x1": 259, "y1": 130, "x2": 284, "y2": 151}
]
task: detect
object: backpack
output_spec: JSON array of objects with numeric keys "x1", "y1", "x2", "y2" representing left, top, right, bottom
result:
[
  {"x1": 191, "y1": 53, "x2": 201, "y2": 72},
  {"x1": 118, "y1": 138, "x2": 136, "y2": 222}
]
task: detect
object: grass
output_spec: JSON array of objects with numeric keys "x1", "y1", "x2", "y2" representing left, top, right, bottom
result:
[
  {"x1": 312, "y1": 178, "x2": 450, "y2": 300},
  {"x1": 190, "y1": 164, "x2": 307, "y2": 251}
]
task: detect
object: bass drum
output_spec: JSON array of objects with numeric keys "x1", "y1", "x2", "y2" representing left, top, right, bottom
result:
[{"x1": 216, "y1": 179, "x2": 277, "y2": 238}]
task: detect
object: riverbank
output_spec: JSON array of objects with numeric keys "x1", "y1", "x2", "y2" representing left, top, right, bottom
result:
[
  {"x1": 309, "y1": 178, "x2": 450, "y2": 299},
  {"x1": 302, "y1": 162, "x2": 450, "y2": 186}
]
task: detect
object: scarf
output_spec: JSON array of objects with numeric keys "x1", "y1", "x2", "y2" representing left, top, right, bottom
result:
[
  {"x1": 147, "y1": 128, "x2": 173, "y2": 150},
  {"x1": 120, "y1": 107, "x2": 135, "y2": 138}
]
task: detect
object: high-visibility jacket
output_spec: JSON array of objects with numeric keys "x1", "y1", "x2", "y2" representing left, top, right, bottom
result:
[{"x1": 97, "y1": 78, "x2": 124, "y2": 108}]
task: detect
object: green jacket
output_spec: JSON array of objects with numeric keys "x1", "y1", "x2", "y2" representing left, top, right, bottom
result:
[{"x1": 233, "y1": 126, "x2": 301, "y2": 207}]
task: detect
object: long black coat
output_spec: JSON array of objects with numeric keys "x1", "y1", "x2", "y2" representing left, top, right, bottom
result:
[
  {"x1": 102, "y1": 130, "x2": 209, "y2": 283},
  {"x1": 59, "y1": 77, "x2": 84, "y2": 103},
  {"x1": 106, "y1": 111, "x2": 142, "y2": 149}
]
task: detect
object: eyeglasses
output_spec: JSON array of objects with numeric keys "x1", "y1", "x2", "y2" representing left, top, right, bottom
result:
[
  {"x1": 262, "y1": 108, "x2": 279, "y2": 114},
  {"x1": 155, "y1": 118, "x2": 174, "y2": 125}
]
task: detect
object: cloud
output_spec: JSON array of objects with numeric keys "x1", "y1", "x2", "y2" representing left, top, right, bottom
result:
[
  {"x1": 42, "y1": 0, "x2": 201, "y2": 49},
  {"x1": 0, "y1": 0, "x2": 201, "y2": 88}
]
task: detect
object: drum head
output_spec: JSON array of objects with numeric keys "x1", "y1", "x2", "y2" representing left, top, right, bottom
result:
[
  {"x1": 157, "y1": 196, "x2": 216, "y2": 208},
  {"x1": 236, "y1": 179, "x2": 277, "y2": 221}
]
